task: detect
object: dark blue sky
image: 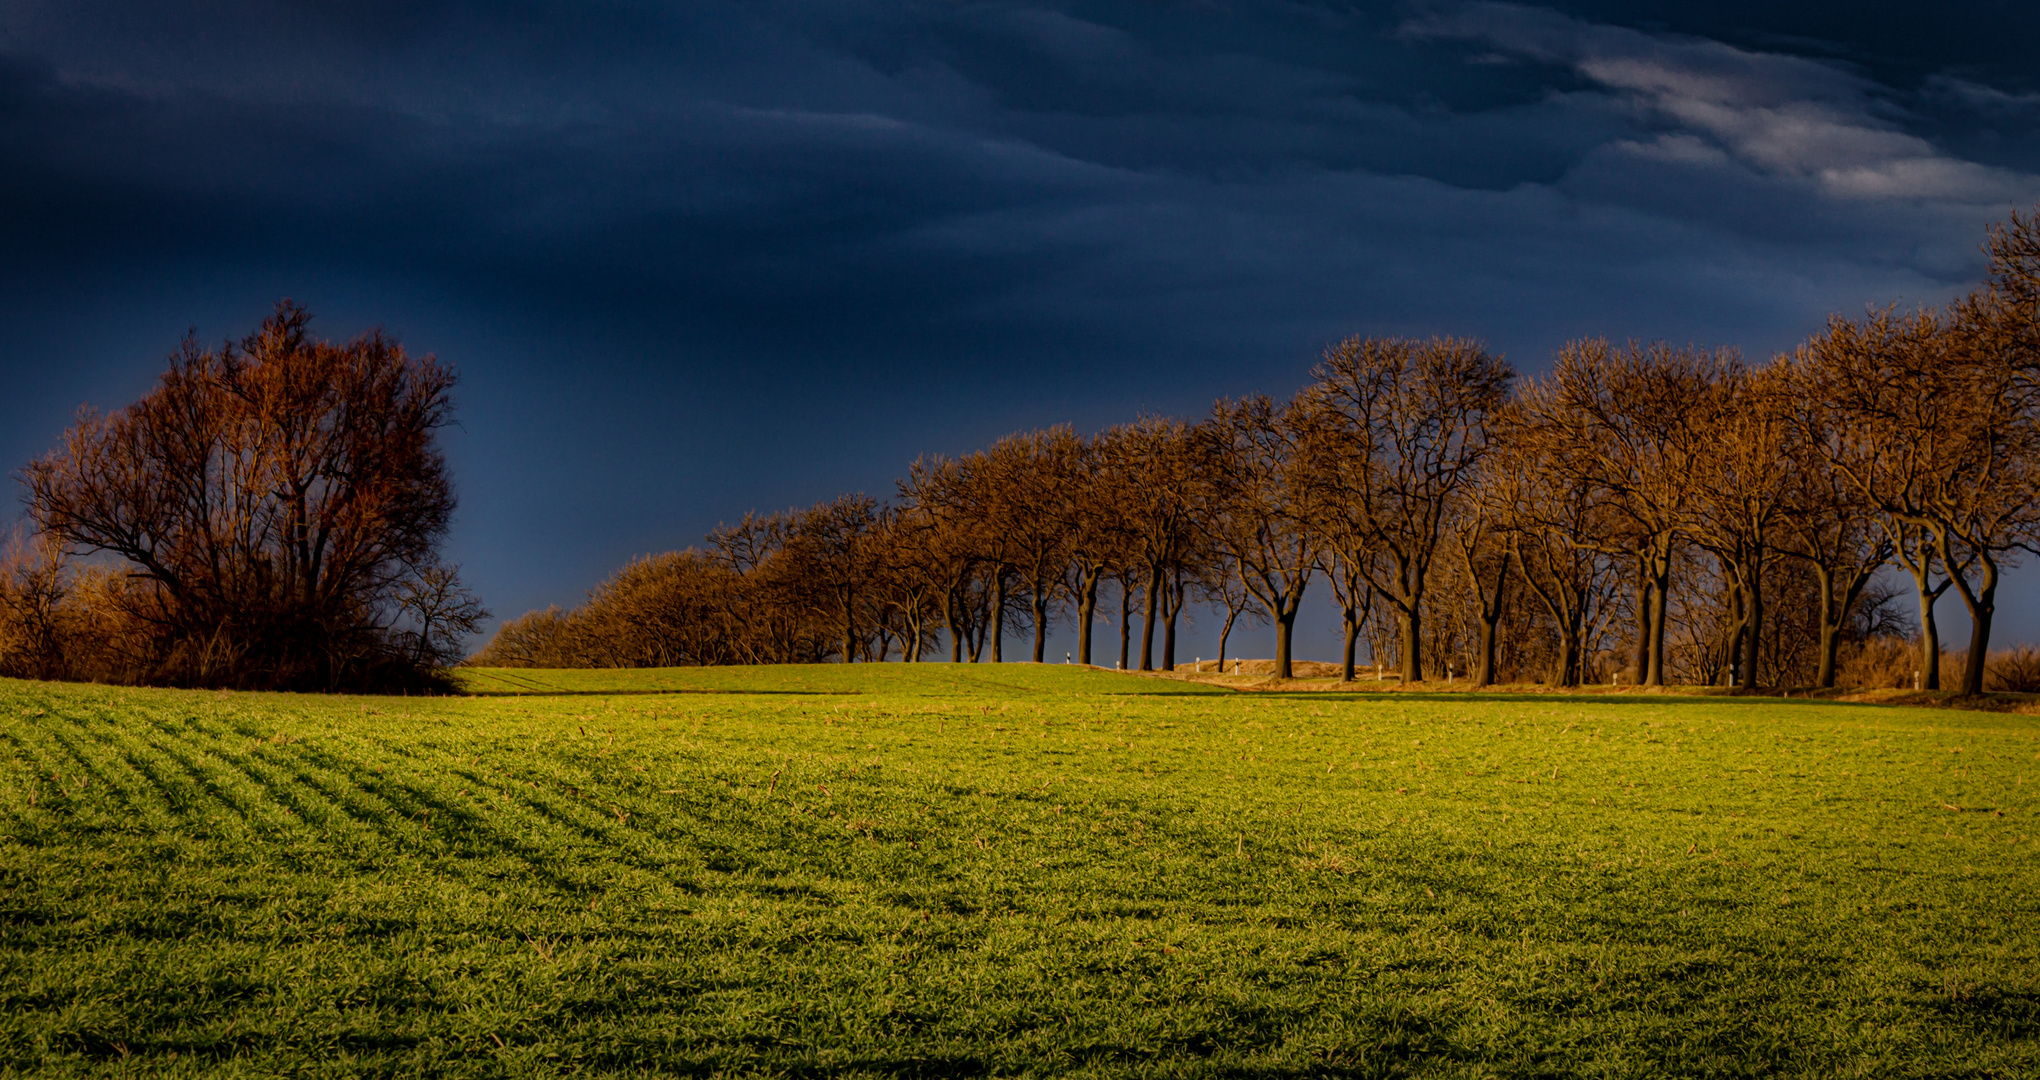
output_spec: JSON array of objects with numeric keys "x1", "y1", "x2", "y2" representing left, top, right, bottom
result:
[{"x1": 5, "y1": 1, "x2": 2040, "y2": 662}]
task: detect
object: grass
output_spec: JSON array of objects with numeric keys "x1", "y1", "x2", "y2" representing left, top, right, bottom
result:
[{"x1": 0, "y1": 664, "x2": 2035, "y2": 1077}]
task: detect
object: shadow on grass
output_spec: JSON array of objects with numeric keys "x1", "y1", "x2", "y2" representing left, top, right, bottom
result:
[
  {"x1": 1921, "y1": 985, "x2": 2040, "y2": 1040},
  {"x1": 462, "y1": 687, "x2": 852, "y2": 697},
  {"x1": 1247, "y1": 691, "x2": 1771, "y2": 707}
]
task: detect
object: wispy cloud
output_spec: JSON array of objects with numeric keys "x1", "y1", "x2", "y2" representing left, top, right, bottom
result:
[{"x1": 1407, "y1": 1, "x2": 2033, "y2": 203}]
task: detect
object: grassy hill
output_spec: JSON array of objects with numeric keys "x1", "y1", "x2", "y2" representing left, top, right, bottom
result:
[{"x1": 1, "y1": 665, "x2": 2035, "y2": 1076}]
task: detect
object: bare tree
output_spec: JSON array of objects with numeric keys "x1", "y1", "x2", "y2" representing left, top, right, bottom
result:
[
  {"x1": 1683, "y1": 360, "x2": 1789, "y2": 689},
  {"x1": 1301, "y1": 336, "x2": 1513, "y2": 684},
  {"x1": 396, "y1": 564, "x2": 490, "y2": 668},
  {"x1": 782, "y1": 495, "x2": 883, "y2": 663},
  {"x1": 1207, "y1": 396, "x2": 1316, "y2": 679},
  {"x1": 1063, "y1": 434, "x2": 1129, "y2": 667},
  {"x1": 978, "y1": 429, "x2": 1082, "y2": 663},
  {"x1": 1195, "y1": 544, "x2": 1265, "y2": 673},
  {"x1": 1775, "y1": 371, "x2": 1894, "y2": 688},
  {"x1": 1494, "y1": 395, "x2": 1625, "y2": 686},
  {"x1": 1317, "y1": 544, "x2": 1377, "y2": 682},
  {"x1": 1514, "y1": 340, "x2": 1722, "y2": 686},
  {"x1": 1452, "y1": 474, "x2": 1514, "y2": 687},
  {"x1": 871, "y1": 507, "x2": 943, "y2": 662},
  {"x1": 1100, "y1": 417, "x2": 1205, "y2": 671},
  {"x1": 707, "y1": 512, "x2": 817, "y2": 663},
  {"x1": 898, "y1": 458, "x2": 986, "y2": 663},
  {"x1": 1800, "y1": 303, "x2": 2040, "y2": 695},
  {"x1": 23, "y1": 301, "x2": 465, "y2": 690},
  {"x1": 0, "y1": 531, "x2": 72, "y2": 680}
]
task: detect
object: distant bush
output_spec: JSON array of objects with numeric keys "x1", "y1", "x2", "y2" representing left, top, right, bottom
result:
[
  {"x1": 0, "y1": 535, "x2": 478, "y2": 693},
  {"x1": 1833, "y1": 637, "x2": 1997, "y2": 691},
  {"x1": 470, "y1": 606, "x2": 589, "y2": 668},
  {"x1": 1987, "y1": 645, "x2": 2040, "y2": 693},
  {"x1": 1836, "y1": 636, "x2": 1917, "y2": 689}
]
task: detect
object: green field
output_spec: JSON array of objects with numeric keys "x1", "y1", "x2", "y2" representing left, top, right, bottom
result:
[{"x1": 1, "y1": 666, "x2": 2035, "y2": 1077}]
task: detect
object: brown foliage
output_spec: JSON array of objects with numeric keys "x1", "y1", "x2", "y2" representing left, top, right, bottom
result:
[
  {"x1": 477, "y1": 497, "x2": 908, "y2": 669},
  {"x1": 21, "y1": 302, "x2": 477, "y2": 691},
  {"x1": 0, "y1": 533, "x2": 71, "y2": 680},
  {"x1": 1835, "y1": 636, "x2": 1918, "y2": 690},
  {"x1": 1987, "y1": 645, "x2": 2040, "y2": 693}
]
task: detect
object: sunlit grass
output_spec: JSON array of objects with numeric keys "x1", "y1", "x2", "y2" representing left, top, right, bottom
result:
[{"x1": 0, "y1": 666, "x2": 2034, "y2": 1076}]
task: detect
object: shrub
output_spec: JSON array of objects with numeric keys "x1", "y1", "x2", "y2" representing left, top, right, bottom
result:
[
  {"x1": 1987, "y1": 645, "x2": 2040, "y2": 693},
  {"x1": 1835, "y1": 636, "x2": 1918, "y2": 689}
]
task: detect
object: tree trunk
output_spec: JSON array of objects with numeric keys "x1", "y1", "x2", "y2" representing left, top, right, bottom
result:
[
  {"x1": 1739, "y1": 562, "x2": 1763, "y2": 690},
  {"x1": 1341, "y1": 607, "x2": 1359, "y2": 682},
  {"x1": 1723, "y1": 585, "x2": 1746, "y2": 686},
  {"x1": 1476, "y1": 616, "x2": 1498, "y2": 687},
  {"x1": 1400, "y1": 602, "x2": 1423, "y2": 684},
  {"x1": 1161, "y1": 606, "x2": 1177, "y2": 672},
  {"x1": 946, "y1": 587, "x2": 964, "y2": 663},
  {"x1": 1031, "y1": 580, "x2": 1048, "y2": 663},
  {"x1": 1462, "y1": 549, "x2": 1507, "y2": 688},
  {"x1": 990, "y1": 573, "x2": 1005, "y2": 663},
  {"x1": 1812, "y1": 563, "x2": 1839, "y2": 688},
  {"x1": 1161, "y1": 569, "x2": 1182, "y2": 672},
  {"x1": 1118, "y1": 576, "x2": 1132, "y2": 670},
  {"x1": 1556, "y1": 630, "x2": 1580, "y2": 688},
  {"x1": 1139, "y1": 563, "x2": 1160, "y2": 671},
  {"x1": 1891, "y1": 527, "x2": 1945, "y2": 690},
  {"x1": 1076, "y1": 568, "x2": 1099, "y2": 667},
  {"x1": 1218, "y1": 607, "x2": 1237, "y2": 671},
  {"x1": 1816, "y1": 623, "x2": 1841, "y2": 687},
  {"x1": 1917, "y1": 583, "x2": 1940, "y2": 690},
  {"x1": 1632, "y1": 570, "x2": 1651, "y2": 682},
  {"x1": 1645, "y1": 561, "x2": 1670, "y2": 686},
  {"x1": 1963, "y1": 585, "x2": 1995, "y2": 696},
  {"x1": 1274, "y1": 608, "x2": 1296, "y2": 679},
  {"x1": 842, "y1": 588, "x2": 857, "y2": 664},
  {"x1": 1940, "y1": 538, "x2": 1997, "y2": 697}
]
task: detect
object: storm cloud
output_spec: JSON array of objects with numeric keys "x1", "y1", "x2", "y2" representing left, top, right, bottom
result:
[{"x1": 4, "y1": 1, "x2": 2037, "y2": 651}]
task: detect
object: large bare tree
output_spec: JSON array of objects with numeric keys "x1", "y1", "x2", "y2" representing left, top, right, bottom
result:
[
  {"x1": 782, "y1": 494, "x2": 883, "y2": 663},
  {"x1": 24, "y1": 301, "x2": 464, "y2": 690},
  {"x1": 899, "y1": 455, "x2": 991, "y2": 663},
  {"x1": 1062, "y1": 433, "x2": 1129, "y2": 667},
  {"x1": 1514, "y1": 340, "x2": 1722, "y2": 686},
  {"x1": 1452, "y1": 469, "x2": 1514, "y2": 687},
  {"x1": 1683, "y1": 359, "x2": 1789, "y2": 689},
  {"x1": 1494, "y1": 391, "x2": 1627, "y2": 687},
  {"x1": 1207, "y1": 396, "x2": 1316, "y2": 679},
  {"x1": 1800, "y1": 303, "x2": 2040, "y2": 695},
  {"x1": 980, "y1": 428, "x2": 1082, "y2": 663},
  {"x1": 1100, "y1": 417, "x2": 1206, "y2": 671},
  {"x1": 1301, "y1": 336, "x2": 1513, "y2": 684},
  {"x1": 1775, "y1": 368, "x2": 1893, "y2": 688}
]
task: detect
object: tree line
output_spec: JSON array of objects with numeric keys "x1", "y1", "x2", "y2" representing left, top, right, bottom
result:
[
  {"x1": 480, "y1": 210, "x2": 2040, "y2": 694},
  {"x1": 477, "y1": 209, "x2": 2040, "y2": 696},
  {"x1": 5, "y1": 210, "x2": 2037, "y2": 696}
]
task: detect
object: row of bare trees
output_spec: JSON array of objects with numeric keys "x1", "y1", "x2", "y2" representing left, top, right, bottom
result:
[{"x1": 483, "y1": 209, "x2": 2040, "y2": 694}]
